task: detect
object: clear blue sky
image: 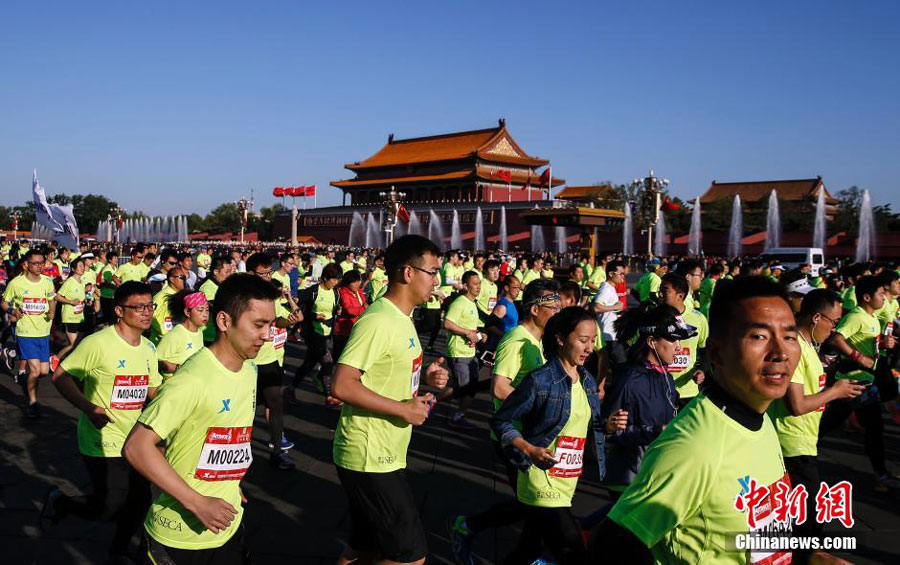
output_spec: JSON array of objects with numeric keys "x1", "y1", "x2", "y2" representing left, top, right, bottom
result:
[{"x1": 2, "y1": 1, "x2": 898, "y2": 217}]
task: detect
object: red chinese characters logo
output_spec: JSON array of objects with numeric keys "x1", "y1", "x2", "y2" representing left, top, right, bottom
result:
[{"x1": 735, "y1": 476, "x2": 854, "y2": 529}]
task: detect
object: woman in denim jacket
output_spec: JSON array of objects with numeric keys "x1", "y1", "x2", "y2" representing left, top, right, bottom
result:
[{"x1": 490, "y1": 307, "x2": 626, "y2": 565}]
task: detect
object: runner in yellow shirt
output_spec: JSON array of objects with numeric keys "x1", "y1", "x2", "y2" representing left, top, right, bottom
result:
[
  {"x1": 1, "y1": 248, "x2": 56, "y2": 417},
  {"x1": 149, "y1": 267, "x2": 187, "y2": 344},
  {"x1": 199, "y1": 255, "x2": 233, "y2": 345},
  {"x1": 56, "y1": 257, "x2": 89, "y2": 361},
  {"x1": 658, "y1": 273, "x2": 709, "y2": 407},
  {"x1": 442, "y1": 271, "x2": 486, "y2": 429},
  {"x1": 769, "y1": 288, "x2": 865, "y2": 558},
  {"x1": 42, "y1": 281, "x2": 162, "y2": 562},
  {"x1": 113, "y1": 246, "x2": 147, "y2": 285},
  {"x1": 156, "y1": 290, "x2": 209, "y2": 379},
  {"x1": 123, "y1": 274, "x2": 279, "y2": 562},
  {"x1": 331, "y1": 235, "x2": 449, "y2": 564}
]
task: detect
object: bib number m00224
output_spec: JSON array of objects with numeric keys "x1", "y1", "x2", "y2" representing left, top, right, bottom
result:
[{"x1": 195, "y1": 426, "x2": 253, "y2": 482}]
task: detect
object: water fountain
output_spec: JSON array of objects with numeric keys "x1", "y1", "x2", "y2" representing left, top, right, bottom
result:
[
  {"x1": 474, "y1": 207, "x2": 485, "y2": 250},
  {"x1": 499, "y1": 206, "x2": 508, "y2": 251},
  {"x1": 365, "y1": 213, "x2": 379, "y2": 248},
  {"x1": 428, "y1": 209, "x2": 446, "y2": 250},
  {"x1": 765, "y1": 189, "x2": 781, "y2": 250},
  {"x1": 531, "y1": 225, "x2": 546, "y2": 253},
  {"x1": 653, "y1": 212, "x2": 667, "y2": 257},
  {"x1": 555, "y1": 226, "x2": 567, "y2": 254},
  {"x1": 727, "y1": 195, "x2": 743, "y2": 257},
  {"x1": 349, "y1": 212, "x2": 365, "y2": 247},
  {"x1": 623, "y1": 203, "x2": 633, "y2": 255},
  {"x1": 408, "y1": 210, "x2": 422, "y2": 236},
  {"x1": 855, "y1": 189, "x2": 875, "y2": 262},
  {"x1": 813, "y1": 189, "x2": 826, "y2": 249},
  {"x1": 688, "y1": 197, "x2": 702, "y2": 256},
  {"x1": 451, "y1": 210, "x2": 463, "y2": 249}
]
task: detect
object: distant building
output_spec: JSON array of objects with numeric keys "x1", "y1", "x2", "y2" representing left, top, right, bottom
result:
[
  {"x1": 275, "y1": 120, "x2": 567, "y2": 247},
  {"x1": 698, "y1": 176, "x2": 839, "y2": 217}
]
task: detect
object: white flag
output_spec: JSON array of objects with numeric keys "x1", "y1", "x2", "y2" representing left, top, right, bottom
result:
[{"x1": 32, "y1": 169, "x2": 79, "y2": 249}]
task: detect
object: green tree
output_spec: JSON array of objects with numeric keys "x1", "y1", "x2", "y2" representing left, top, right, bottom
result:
[{"x1": 204, "y1": 203, "x2": 241, "y2": 234}]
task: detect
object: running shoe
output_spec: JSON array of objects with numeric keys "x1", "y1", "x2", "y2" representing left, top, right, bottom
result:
[
  {"x1": 50, "y1": 355, "x2": 60, "y2": 373},
  {"x1": 448, "y1": 515, "x2": 475, "y2": 565},
  {"x1": 530, "y1": 559, "x2": 557, "y2": 565},
  {"x1": 269, "y1": 450, "x2": 295, "y2": 471},
  {"x1": 39, "y1": 486, "x2": 62, "y2": 531},
  {"x1": 25, "y1": 402, "x2": 40, "y2": 419},
  {"x1": 2, "y1": 347, "x2": 15, "y2": 374},
  {"x1": 448, "y1": 415, "x2": 477, "y2": 430},
  {"x1": 268, "y1": 434, "x2": 294, "y2": 451}
]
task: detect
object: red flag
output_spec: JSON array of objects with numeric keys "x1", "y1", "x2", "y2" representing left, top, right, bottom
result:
[
  {"x1": 305, "y1": 185, "x2": 317, "y2": 197},
  {"x1": 397, "y1": 205, "x2": 410, "y2": 223},
  {"x1": 491, "y1": 170, "x2": 512, "y2": 183},
  {"x1": 273, "y1": 187, "x2": 284, "y2": 197},
  {"x1": 290, "y1": 186, "x2": 302, "y2": 197},
  {"x1": 521, "y1": 181, "x2": 530, "y2": 191},
  {"x1": 539, "y1": 168, "x2": 551, "y2": 185},
  {"x1": 661, "y1": 198, "x2": 682, "y2": 211},
  {"x1": 282, "y1": 186, "x2": 292, "y2": 196}
]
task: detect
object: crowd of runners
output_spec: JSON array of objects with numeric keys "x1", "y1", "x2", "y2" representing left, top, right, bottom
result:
[{"x1": 0, "y1": 233, "x2": 898, "y2": 564}]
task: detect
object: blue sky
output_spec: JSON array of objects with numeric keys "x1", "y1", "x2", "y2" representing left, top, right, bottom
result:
[{"x1": 2, "y1": 1, "x2": 898, "y2": 216}]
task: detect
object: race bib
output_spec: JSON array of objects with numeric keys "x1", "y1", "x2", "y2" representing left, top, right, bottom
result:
[
  {"x1": 22, "y1": 297, "x2": 48, "y2": 315},
  {"x1": 109, "y1": 375, "x2": 149, "y2": 410},
  {"x1": 488, "y1": 297, "x2": 497, "y2": 310},
  {"x1": 411, "y1": 354, "x2": 423, "y2": 397},
  {"x1": 73, "y1": 302, "x2": 85, "y2": 314},
  {"x1": 164, "y1": 317, "x2": 173, "y2": 331},
  {"x1": 817, "y1": 374, "x2": 827, "y2": 412},
  {"x1": 669, "y1": 347, "x2": 691, "y2": 372},
  {"x1": 194, "y1": 426, "x2": 253, "y2": 481},
  {"x1": 549, "y1": 436, "x2": 585, "y2": 478},
  {"x1": 271, "y1": 327, "x2": 287, "y2": 349}
]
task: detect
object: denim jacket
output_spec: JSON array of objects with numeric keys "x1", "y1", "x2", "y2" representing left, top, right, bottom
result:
[{"x1": 490, "y1": 357, "x2": 606, "y2": 477}]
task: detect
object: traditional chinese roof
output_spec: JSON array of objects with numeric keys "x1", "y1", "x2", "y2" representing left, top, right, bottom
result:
[
  {"x1": 343, "y1": 119, "x2": 549, "y2": 171},
  {"x1": 699, "y1": 177, "x2": 839, "y2": 205},
  {"x1": 555, "y1": 184, "x2": 617, "y2": 200},
  {"x1": 332, "y1": 170, "x2": 473, "y2": 188},
  {"x1": 474, "y1": 167, "x2": 565, "y2": 188}
]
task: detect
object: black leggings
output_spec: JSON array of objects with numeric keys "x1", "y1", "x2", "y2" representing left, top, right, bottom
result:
[
  {"x1": 818, "y1": 393, "x2": 886, "y2": 475},
  {"x1": 57, "y1": 455, "x2": 151, "y2": 555},
  {"x1": 294, "y1": 332, "x2": 330, "y2": 387},
  {"x1": 467, "y1": 441, "x2": 521, "y2": 533},
  {"x1": 418, "y1": 308, "x2": 442, "y2": 350},
  {"x1": 504, "y1": 505, "x2": 586, "y2": 565}
]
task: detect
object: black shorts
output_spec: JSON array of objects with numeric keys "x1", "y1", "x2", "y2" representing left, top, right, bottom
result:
[
  {"x1": 336, "y1": 466, "x2": 427, "y2": 562},
  {"x1": 63, "y1": 322, "x2": 84, "y2": 334},
  {"x1": 257, "y1": 361, "x2": 284, "y2": 391},
  {"x1": 146, "y1": 524, "x2": 251, "y2": 565}
]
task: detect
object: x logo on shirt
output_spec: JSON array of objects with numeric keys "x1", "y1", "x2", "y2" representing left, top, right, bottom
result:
[
  {"x1": 186, "y1": 342, "x2": 193, "y2": 350},
  {"x1": 118, "y1": 360, "x2": 126, "y2": 369},
  {"x1": 408, "y1": 338, "x2": 416, "y2": 349},
  {"x1": 218, "y1": 399, "x2": 231, "y2": 414}
]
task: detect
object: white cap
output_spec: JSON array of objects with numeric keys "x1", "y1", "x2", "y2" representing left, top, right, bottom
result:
[{"x1": 786, "y1": 278, "x2": 815, "y2": 295}]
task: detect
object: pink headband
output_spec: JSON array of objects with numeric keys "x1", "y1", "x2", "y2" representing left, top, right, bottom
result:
[{"x1": 185, "y1": 292, "x2": 208, "y2": 309}]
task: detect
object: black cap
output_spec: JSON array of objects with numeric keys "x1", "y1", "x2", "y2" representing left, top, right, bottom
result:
[{"x1": 639, "y1": 316, "x2": 698, "y2": 341}]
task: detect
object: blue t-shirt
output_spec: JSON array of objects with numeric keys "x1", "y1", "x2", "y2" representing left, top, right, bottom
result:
[{"x1": 497, "y1": 296, "x2": 519, "y2": 334}]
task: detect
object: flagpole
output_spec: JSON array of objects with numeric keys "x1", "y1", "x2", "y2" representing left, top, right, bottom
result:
[
  {"x1": 528, "y1": 170, "x2": 532, "y2": 202},
  {"x1": 508, "y1": 177, "x2": 511, "y2": 202},
  {"x1": 547, "y1": 165, "x2": 552, "y2": 201}
]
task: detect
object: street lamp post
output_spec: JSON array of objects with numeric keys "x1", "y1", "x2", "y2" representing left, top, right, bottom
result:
[
  {"x1": 11, "y1": 211, "x2": 20, "y2": 240},
  {"x1": 379, "y1": 186, "x2": 407, "y2": 246},
  {"x1": 235, "y1": 197, "x2": 253, "y2": 244},
  {"x1": 630, "y1": 170, "x2": 669, "y2": 257}
]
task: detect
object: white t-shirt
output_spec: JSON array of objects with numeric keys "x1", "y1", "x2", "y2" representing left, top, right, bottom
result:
[{"x1": 594, "y1": 281, "x2": 620, "y2": 341}]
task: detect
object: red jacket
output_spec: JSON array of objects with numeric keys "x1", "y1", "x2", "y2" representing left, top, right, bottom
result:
[{"x1": 334, "y1": 286, "x2": 368, "y2": 337}]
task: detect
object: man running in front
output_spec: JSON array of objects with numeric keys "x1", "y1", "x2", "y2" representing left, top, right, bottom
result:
[{"x1": 331, "y1": 235, "x2": 449, "y2": 565}]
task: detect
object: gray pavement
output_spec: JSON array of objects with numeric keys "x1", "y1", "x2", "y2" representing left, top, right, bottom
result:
[{"x1": 1, "y1": 335, "x2": 898, "y2": 564}]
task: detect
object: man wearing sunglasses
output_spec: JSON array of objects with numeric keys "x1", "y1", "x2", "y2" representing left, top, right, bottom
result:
[
  {"x1": 769, "y1": 288, "x2": 864, "y2": 562},
  {"x1": 150, "y1": 267, "x2": 186, "y2": 344},
  {"x1": 113, "y1": 246, "x2": 147, "y2": 286}
]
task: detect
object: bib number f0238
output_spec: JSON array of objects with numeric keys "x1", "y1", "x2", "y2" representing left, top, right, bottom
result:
[
  {"x1": 110, "y1": 375, "x2": 149, "y2": 410},
  {"x1": 549, "y1": 436, "x2": 585, "y2": 478},
  {"x1": 195, "y1": 426, "x2": 253, "y2": 481}
]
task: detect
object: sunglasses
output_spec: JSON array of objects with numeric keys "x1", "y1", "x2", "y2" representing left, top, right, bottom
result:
[{"x1": 171, "y1": 275, "x2": 187, "y2": 281}]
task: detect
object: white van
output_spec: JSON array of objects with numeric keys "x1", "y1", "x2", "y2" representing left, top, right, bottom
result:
[{"x1": 758, "y1": 247, "x2": 825, "y2": 276}]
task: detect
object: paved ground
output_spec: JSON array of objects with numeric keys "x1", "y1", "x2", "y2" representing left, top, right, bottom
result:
[{"x1": 1, "y1": 334, "x2": 898, "y2": 564}]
